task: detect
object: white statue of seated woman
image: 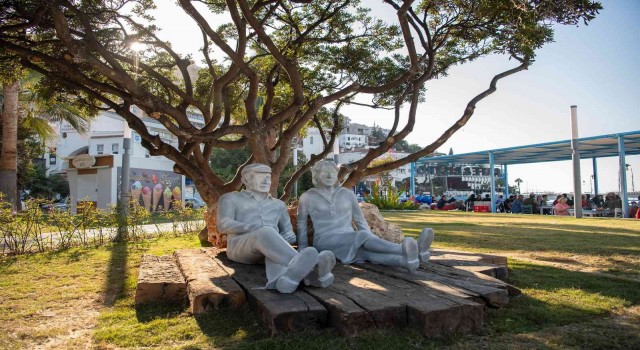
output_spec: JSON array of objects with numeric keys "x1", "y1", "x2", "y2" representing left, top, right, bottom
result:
[
  {"x1": 297, "y1": 160, "x2": 434, "y2": 273},
  {"x1": 217, "y1": 163, "x2": 336, "y2": 293}
]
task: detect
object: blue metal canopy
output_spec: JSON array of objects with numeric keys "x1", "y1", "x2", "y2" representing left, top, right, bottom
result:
[
  {"x1": 411, "y1": 130, "x2": 640, "y2": 217},
  {"x1": 416, "y1": 130, "x2": 640, "y2": 165}
]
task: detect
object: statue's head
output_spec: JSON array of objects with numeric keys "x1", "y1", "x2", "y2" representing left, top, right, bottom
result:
[
  {"x1": 311, "y1": 160, "x2": 339, "y2": 188},
  {"x1": 241, "y1": 163, "x2": 272, "y2": 193}
]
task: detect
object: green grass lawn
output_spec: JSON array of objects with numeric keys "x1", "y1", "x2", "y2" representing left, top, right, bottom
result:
[{"x1": 0, "y1": 212, "x2": 638, "y2": 349}]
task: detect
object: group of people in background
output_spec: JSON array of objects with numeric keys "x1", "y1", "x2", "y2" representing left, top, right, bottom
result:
[
  {"x1": 459, "y1": 192, "x2": 640, "y2": 219},
  {"x1": 415, "y1": 191, "x2": 639, "y2": 219}
]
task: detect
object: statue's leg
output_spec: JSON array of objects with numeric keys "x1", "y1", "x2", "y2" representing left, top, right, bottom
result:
[
  {"x1": 253, "y1": 227, "x2": 297, "y2": 266},
  {"x1": 418, "y1": 228, "x2": 435, "y2": 262},
  {"x1": 362, "y1": 237, "x2": 419, "y2": 272},
  {"x1": 275, "y1": 247, "x2": 319, "y2": 293},
  {"x1": 362, "y1": 235, "x2": 402, "y2": 255}
]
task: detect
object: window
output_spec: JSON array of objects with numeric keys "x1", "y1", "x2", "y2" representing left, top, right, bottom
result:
[
  {"x1": 310, "y1": 136, "x2": 313, "y2": 144},
  {"x1": 112, "y1": 143, "x2": 119, "y2": 154},
  {"x1": 97, "y1": 144, "x2": 104, "y2": 155},
  {"x1": 49, "y1": 153, "x2": 57, "y2": 165}
]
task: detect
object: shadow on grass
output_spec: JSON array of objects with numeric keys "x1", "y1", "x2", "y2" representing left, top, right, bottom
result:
[
  {"x1": 135, "y1": 302, "x2": 187, "y2": 323},
  {"x1": 102, "y1": 231, "x2": 128, "y2": 307}
]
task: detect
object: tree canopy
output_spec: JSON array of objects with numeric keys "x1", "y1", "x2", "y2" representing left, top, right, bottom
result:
[{"x1": 0, "y1": 0, "x2": 601, "y2": 205}]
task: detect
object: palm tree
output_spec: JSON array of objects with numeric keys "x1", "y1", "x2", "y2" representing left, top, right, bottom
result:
[
  {"x1": 514, "y1": 178, "x2": 523, "y2": 194},
  {"x1": 1, "y1": 71, "x2": 92, "y2": 209},
  {"x1": 0, "y1": 80, "x2": 20, "y2": 209}
]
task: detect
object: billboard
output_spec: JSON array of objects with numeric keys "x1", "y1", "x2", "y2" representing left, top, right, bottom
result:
[{"x1": 117, "y1": 167, "x2": 182, "y2": 211}]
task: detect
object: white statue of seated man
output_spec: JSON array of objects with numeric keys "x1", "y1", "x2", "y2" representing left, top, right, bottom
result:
[
  {"x1": 297, "y1": 160, "x2": 434, "y2": 273},
  {"x1": 217, "y1": 163, "x2": 335, "y2": 293}
]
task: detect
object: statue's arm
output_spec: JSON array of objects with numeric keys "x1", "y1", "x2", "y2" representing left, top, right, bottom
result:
[
  {"x1": 216, "y1": 194, "x2": 250, "y2": 235},
  {"x1": 296, "y1": 195, "x2": 309, "y2": 250},
  {"x1": 278, "y1": 203, "x2": 296, "y2": 244},
  {"x1": 350, "y1": 192, "x2": 370, "y2": 232}
]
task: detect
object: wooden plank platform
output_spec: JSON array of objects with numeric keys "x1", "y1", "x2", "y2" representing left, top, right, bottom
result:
[
  {"x1": 174, "y1": 249, "x2": 246, "y2": 314},
  {"x1": 138, "y1": 248, "x2": 520, "y2": 337},
  {"x1": 203, "y1": 248, "x2": 327, "y2": 335}
]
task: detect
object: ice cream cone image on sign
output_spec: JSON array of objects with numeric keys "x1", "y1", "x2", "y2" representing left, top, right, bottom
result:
[
  {"x1": 152, "y1": 183, "x2": 163, "y2": 211},
  {"x1": 172, "y1": 186, "x2": 181, "y2": 205},
  {"x1": 163, "y1": 186, "x2": 172, "y2": 211},
  {"x1": 142, "y1": 187, "x2": 152, "y2": 212},
  {"x1": 131, "y1": 181, "x2": 142, "y2": 207}
]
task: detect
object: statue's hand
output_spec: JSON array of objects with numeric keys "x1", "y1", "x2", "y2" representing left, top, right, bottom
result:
[{"x1": 281, "y1": 231, "x2": 296, "y2": 244}]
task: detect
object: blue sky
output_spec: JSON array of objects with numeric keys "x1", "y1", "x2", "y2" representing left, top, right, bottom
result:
[{"x1": 150, "y1": 0, "x2": 640, "y2": 194}]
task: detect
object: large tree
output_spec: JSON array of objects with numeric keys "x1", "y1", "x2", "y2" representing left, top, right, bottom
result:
[{"x1": 0, "y1": 0, "x2": 601, "y2": 212}]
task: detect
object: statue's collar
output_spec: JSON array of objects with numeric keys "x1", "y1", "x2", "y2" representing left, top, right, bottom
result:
[
  {"x1": 241, "y1": 190, "x2": 273, "y2": 201},
  {"x1": 309, "y1": 186, "x2": 348, "y2": 203}
]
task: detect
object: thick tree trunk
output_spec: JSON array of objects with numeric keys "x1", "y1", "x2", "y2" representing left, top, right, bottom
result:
[{"x1": 0, "y1": 80, "x2": 20, "y2": 210}]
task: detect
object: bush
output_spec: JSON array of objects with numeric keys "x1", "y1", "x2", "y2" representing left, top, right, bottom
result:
[{"x1": 365, "y1": 182, "x2": 419, "y2": 210}]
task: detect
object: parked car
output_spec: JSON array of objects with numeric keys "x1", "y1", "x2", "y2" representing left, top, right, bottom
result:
[
  {"x1": 184, "y1": 197, "x2": 206, "y2": 209},
  {"x1": 40, "y1": 197, "x2": 69, "y2": 212}
]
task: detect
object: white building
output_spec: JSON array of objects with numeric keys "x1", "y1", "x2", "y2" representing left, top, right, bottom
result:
[
  {"x1": 339, "y1": 133, "x2": 367, "y2": 150},
  {"x1": 51, "y1": 109, "x2": 205, "y2": 213}
]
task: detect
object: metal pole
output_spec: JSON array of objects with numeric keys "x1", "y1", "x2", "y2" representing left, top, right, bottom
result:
[
  {"x1": 618, "y1": 135, "x2": 629, "y2": 217},
  {"x1": 592, "y1": 158, "x2": 599, "y2": 195},
  {"x1": 410, "y1": 162, "x2": 416, "y2": 197},
  {"x1": 503, "y1": 164, "x2": 509, "y2": 197},
  {"x1": 293, "y1": 148, "x2": 298, "y2": 198},
  {"x1": 118, "y1": 137, "x2": 131, "y2": 238},
  {"x1": 489, "y1": 152, "x2": 496, "y2": 213},
  {"x1": 333, "y1": 137, "x2": 339, "y2": 163},
  {"x1": 570, "y1": 106, "x2": 583, "y2": 218}
]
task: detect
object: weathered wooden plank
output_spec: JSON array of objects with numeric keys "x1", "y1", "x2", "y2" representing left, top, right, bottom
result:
[
  {"x1": 359, "y1": 262, "x2": 510, "y2": 308},
  {"x1": 324, "y1": 264, "x2": 407, "y2": 330},
  {"x1": 431, "y1": 249, "x2": 508, "y2": 267},
  {"x1": 135, "y1": 255, "x2": 187, "y2": 305},
  {"x1": 423, "y1": 262, "x2": 521, "y2": 297},
  {"x1": 338, "y1": 264, "x2": 484, "y2": 337},
  {"x1": 302, "y1": 286, "x2": 375, "y2": 336},
  {"x1": 206, "y1": 249, "x2": 327, "y2": 335},
  {"x1": 430, "y1": 258, "x2": 509, "y2": 281},
  {"x1": 173, "y1": 249, "x2": 246, "y2": 314}
]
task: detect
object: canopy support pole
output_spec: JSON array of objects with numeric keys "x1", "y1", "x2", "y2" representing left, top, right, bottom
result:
[
  {"x1": 592, "y1": 158, "x2": 599, "y2": 195},
  {"x1": 489, "y1": 151, "x2": 496, "y2": 213},
  {"x1": 618, "y1": 135, "x2": 629, "y2": 217},
  {"x1": 503, "y1": 164, "x2": 509, "y2": 198},
  {"x1": 571, "y1": 106, "x2": 583, "y2": 218}
]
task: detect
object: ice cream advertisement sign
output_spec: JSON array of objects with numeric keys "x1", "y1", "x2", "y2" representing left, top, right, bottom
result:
[{"x1": 117, "y1": 167, "x2": 182, "y2": 211}]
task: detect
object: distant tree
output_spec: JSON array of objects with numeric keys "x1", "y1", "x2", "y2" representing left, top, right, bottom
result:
[
  {"x1": 514, "y1": 178, "x2": 523, "y2": 194},
  {"x1": 448, "y1": 148, "x2": 454, "y2": 156}
]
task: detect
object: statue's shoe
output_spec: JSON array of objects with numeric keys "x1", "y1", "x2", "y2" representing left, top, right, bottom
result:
[
  {"x1": 276, "y1": 247, "x2": 319, "y2": 294},
  {"x1": 402, "y1": 237, "x2": 419, "y2": 272},
  {"x1": 418, "y1": 228, "x2": 435, "y2": 263},
  {"x1": 304, "y1": 250, "x2": 336, "y2": 288}
]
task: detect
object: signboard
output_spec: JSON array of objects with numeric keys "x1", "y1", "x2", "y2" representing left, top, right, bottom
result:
[
  {"x1": 117, "y1": 167, "x2": 182, "y2": 212},
  {"x1": 72, "y1": 154, "x2": 96, "y2": 169}
]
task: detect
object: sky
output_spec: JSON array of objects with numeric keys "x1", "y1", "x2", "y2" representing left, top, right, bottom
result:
[{"x1": 147, "y1": 0, "x2": 640, "y2": 194}]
